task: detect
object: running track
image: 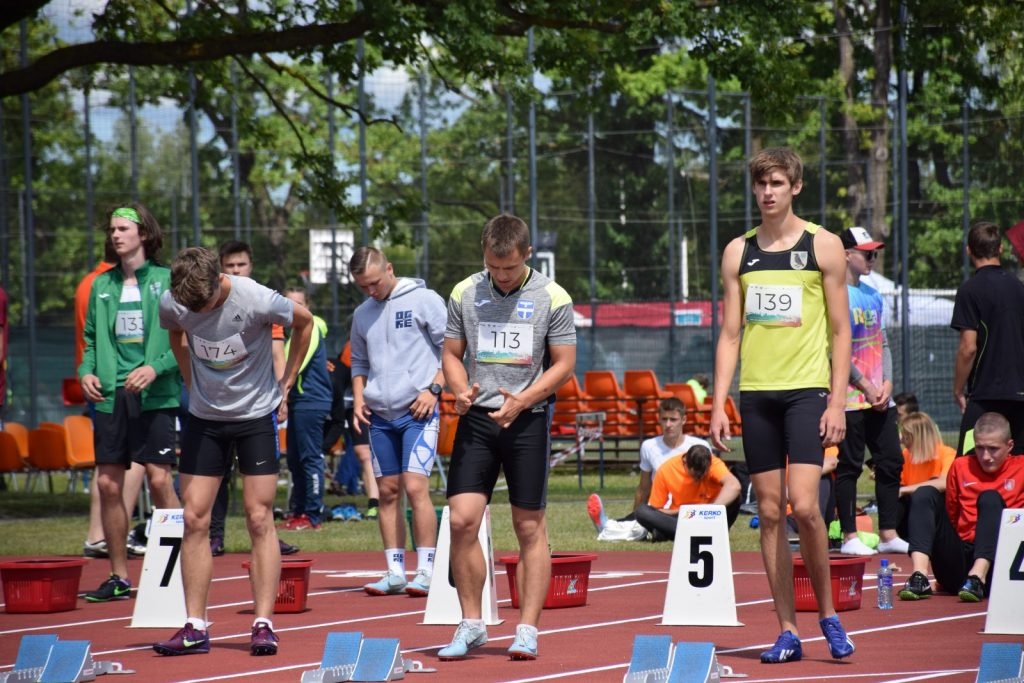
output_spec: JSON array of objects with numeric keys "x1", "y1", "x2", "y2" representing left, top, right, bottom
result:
[{"x1": 1, "y1": 551, "x2": 1018, "y2": 682}]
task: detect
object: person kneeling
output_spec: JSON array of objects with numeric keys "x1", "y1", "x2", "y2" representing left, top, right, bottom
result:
[{"x1": 634, "y1": 445, "x2": 742, "y2": 541}]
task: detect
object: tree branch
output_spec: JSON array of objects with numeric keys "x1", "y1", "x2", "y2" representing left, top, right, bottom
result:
[
  {"x1": 0, "y1": 0, "x2": 51, "y2": 33},
  {"x1": 0, "y1": 17, "x2": 371, "y2": 98}
]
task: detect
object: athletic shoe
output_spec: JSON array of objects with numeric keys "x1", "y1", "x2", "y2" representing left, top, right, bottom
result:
[
  {"x1": 250, "y1": 621, "x2": 279, "y2": 656},
  {"x1": 365, "y1": 505, "x2": 379, "y2": 520},
  {"x1": 278, "y1": 539, "x2": 300, "y2": 556},
  {"x1": 898, "y1": 571, "x2": 933, "y2": 600},
  {"x1": 153, "y1": 623, "x2": 210, "y2": 656},
  {"x1": 405, "y1": 569, "x2": 431, "y2": 597},
  {"x1": 876, "y1": 536, "x2": 910, "y2": 554},
  {"x1": 507, "y1": 625, "x2": 538, "y2": 660},
  {"x1": 83, "y1": 539, "x2": 108, "y2": 558},
  {"x1": 283, "y1": 514, "x2": 321, "y2": 531},
  {"x1": 437, "y1": 620, "x2": 488, "y2": 660},
  {"x1": 129, "y1": 522, "x2": 148, "y2": 545},
  {"x1": 958, "y1": 574, "x2": 985, "y2": 602},
  {"x1": 210, "y1": 536, "x2": 225, "y2": 557},
  {"x1": 331, "y1": 504, "x2": 363, "y2": 521},
  {"x1": 84, "y1": 574, "x2": 132, "y2": 602},
  {"x1": 587, "y1": 493, "x2": 607, "y2": 532},
  {"x1": 839, "y1": 536, "x2": 877, "y2": 556},
  {"x1": 819, "y1": 615, "x2": 855, "y2": 659},
  {"x1": 364, "y1": 570, "x2": 408, "y2": 595},
  {"x1": 760, "y1": 630, "x2": 802, "y2": 663},
  {"x1": 126, "y1": 530, "x2": 147, "y2": 556}
]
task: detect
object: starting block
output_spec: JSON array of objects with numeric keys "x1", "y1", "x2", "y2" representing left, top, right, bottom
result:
[
  {"x1": 422, "y1": 505, "x2": 502, "y2": 625},
  {"x1": 0, "y1": 635, "x2": 133, "y2": 683},
  {"x1": 301, "y1": 632, "x2": 365, "y2": 683},
  {"x1": 350, "y1": 638, "x2": 404, "y2": 681},
  {"x1": 661, "y1": 505, "x2": 742, "y2": 626},
  {"x1": 983, "y1": 508, "x2": 1024, "y2": 635},
  {"x1": 622, "y1": 636, "x2": 743, "y2": 683},
  {"x1": 300, "y1": 633, "x2": 435, "y2": 682},
  {"x1": 622, "y1": 634, "x2": 674, "y2": 682},
  {"x1": 975, "y1": 642, "x2": 1024, "y2": 683},
  {"x1": 667, "y1": 642, "x2": 721, "y2": 683},
  {"x1": 0, "y1": 634, "x2": 58, "y2": 683}
]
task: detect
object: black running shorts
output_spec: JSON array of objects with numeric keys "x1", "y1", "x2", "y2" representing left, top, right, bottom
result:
[
  {"x1": 179, "y1": 412, "x2": 280, "y2": 477},
  {"x1": 739, "y1": 389, "x2": 827, "y2": 474},
  {"x1": 446, "y1": 404, "x2": 552, "y2": 510}
]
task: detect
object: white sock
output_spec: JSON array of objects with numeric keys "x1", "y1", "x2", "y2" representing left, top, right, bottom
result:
[
  {"x1": 416, "y1": 547, "x2": 435, "y2": 575},
  {"x1": 517, "y1": 623, "x2": 538, "y2": 638},
  {"x1": 186, "y1": 617, "x2": 207, "y2": 630},
  {"x1": 386, "y1": 548, "x2": 405, "y2": 576},
  {"x1": 253, "y1": 617, "x2": 274, "y2": 629},
  {"x1": 464, "y1": 618, "x2": 485, "y2": 629}
]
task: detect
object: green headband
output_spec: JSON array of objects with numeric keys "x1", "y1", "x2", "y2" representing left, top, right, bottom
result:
[{"x1": 111, "y1": 207, "x2": 140, "y2": 224}]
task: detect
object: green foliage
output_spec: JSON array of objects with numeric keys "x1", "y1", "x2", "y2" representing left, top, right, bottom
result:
[{"x1": 3, "y1": 0, "x2": 1024, "y2": 327}]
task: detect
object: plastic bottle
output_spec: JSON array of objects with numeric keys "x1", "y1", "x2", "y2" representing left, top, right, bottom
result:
[{"x1": 877, "y1": 558, "x2": 893, "y2": 609}]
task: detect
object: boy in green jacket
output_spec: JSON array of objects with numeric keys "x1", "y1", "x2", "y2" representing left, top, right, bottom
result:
[{"x1": 79, "y1": 203, "x2": 182, "y2": 602}]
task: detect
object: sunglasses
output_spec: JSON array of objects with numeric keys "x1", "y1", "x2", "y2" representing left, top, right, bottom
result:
[{"x1": 859, "y1": 250, "x2": 878, "y2": 261}]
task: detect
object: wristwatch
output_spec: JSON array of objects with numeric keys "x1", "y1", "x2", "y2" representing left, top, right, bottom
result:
[{"x1": 429, "y1": 383, "x2": 443, "y2": 396}]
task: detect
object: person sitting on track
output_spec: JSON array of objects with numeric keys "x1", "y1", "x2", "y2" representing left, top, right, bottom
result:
[{"x1": 898, "y1": 411, "x2": 1024, "y2": 602}]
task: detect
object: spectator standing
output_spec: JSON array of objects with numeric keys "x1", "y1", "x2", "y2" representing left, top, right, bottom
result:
[
  {"x1": 898, "y1": 412, "x2": 1024, "y2": 602},
  {"x1": 79, "y1": 204, "x2": 182, "y2": 602},
  {"x1": 153, "y1": 247, "x2": 312, "y2": 656},
  {"x1": 438, "y1": 214, "x2": 576, "y2": 661},
  {"x1": 951, "y1": 220, "x2": 1024, "y2": 453},
  {"x1": 709, "y1": 148, "x2": 855, "y2": 664},
  {"x1": 76, "y1": 244, "x2": 147, "y2": 559},
  {"x1": 349, "y1": 247, "x2": 447, "y2": 597},
  {"x1": 280, "y1": 287, "x2": 332, "y2": 531},
  {"x1": 834, "y1": 227, "x2": 907, "y2": 556}
]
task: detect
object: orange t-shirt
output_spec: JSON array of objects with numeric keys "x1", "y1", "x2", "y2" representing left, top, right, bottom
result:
[
  {"x1": 74, "y1": 261, "x2": 115, "y2": 368},
  {"x1": 649, "y1": 454, "x2": 731, "y2": 511},
  {"x1": 900, "y1": 443, "x2": 956, "y2": 487}
]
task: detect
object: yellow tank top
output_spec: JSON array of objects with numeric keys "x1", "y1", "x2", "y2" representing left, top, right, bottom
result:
[{"x1": 738, "y1": 224, "x2": 831, "y2": 391}]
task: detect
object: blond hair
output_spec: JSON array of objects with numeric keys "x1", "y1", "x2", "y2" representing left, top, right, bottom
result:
[{"x1": 900, "y1": 411, "x2": 943, "y2": 465}]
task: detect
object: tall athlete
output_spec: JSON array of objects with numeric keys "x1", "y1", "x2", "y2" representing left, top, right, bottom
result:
[{"x1": 709, "y1": 148, "x2": 855, "y2": 664}]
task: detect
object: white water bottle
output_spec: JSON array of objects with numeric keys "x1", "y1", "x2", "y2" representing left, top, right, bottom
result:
[{"x1": 877, "y1": 558, "x2": 893, "y2": 609}]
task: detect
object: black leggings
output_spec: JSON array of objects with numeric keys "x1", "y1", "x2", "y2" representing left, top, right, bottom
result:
[
  {"x1": 635, "y1": 500, "x2": 740, "y2": 541},
  {"x1": 906, "y1": 486, "x2": 1005, "y2": 594}
]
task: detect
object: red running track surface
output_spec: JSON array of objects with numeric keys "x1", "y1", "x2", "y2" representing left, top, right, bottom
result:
[{"x1": 0, "y1": 550, "x2": 1015, "y2": 682}]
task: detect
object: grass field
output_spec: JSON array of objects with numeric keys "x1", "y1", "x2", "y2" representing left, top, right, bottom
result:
[{"x1": 0, "y1": 457, "x2": 885, "y2": 558}]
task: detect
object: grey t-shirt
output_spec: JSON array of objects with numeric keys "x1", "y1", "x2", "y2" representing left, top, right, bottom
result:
[
  {"x1": 159, "y1": 275, "x2": 293, "y2": 421},
  {"x1": 445, "y1": 268, "x2": 576, "y2": 410}
]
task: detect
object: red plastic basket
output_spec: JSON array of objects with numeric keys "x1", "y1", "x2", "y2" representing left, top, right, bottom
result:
[
  {"x1": 500, "y1": 553, "x2": 597, "y2": 609},
  {"x1": 0, "y1": 558, "x2": 88, "y2": 613},
  {"x1": 242, "y1": 558, "x2": 313, "y2": 613},
  {"x1": 793, "y1": 556, "x2": 865, "y2": 612}
]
